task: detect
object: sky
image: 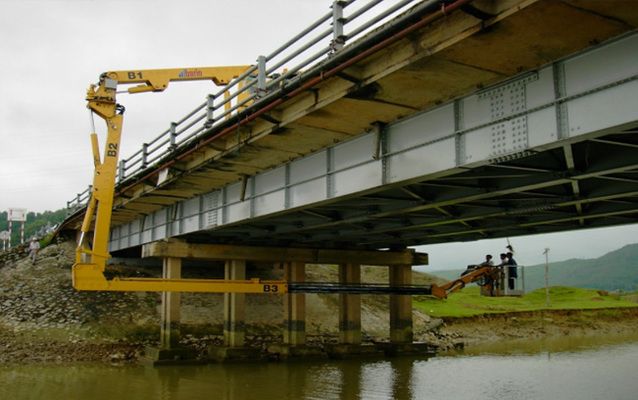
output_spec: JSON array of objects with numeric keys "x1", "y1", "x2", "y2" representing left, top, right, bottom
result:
[{"x1": 1, "y1": 0, "x2": 637, "y2": 268}]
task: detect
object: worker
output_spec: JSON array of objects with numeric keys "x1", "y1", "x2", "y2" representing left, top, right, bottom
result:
[
  {"x1": 461, "y1": 254, "x2": 494, "y2": 276},
  {"x1": 481, "y1": 254, "x2": 494, "y2": 267},
  {"x1": 29, "y1": 238, "x2": 40, "y2": 265},
  {"x1": 506, "y1": 251, "x2": 518, "y2": 290}
]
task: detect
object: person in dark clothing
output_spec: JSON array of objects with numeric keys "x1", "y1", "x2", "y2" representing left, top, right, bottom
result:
[
  {"x1": 461, "y1": 254, "x2": 493, "y2": 276},
  {"x1": 506, "y1": 251, "x2": 517, "y2": 290}
]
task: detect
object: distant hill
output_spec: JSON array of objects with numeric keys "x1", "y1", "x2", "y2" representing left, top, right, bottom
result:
[{"x1": 431, "y1": 243, "x2": 638, "y2": 292}]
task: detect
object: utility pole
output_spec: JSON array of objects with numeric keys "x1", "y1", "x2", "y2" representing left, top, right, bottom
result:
[{"x1": 543, "y1": 248, "x2": 550, "y2": 307}]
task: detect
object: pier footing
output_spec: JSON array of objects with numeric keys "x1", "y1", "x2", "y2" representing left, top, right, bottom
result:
[
  {"x1": 207, "y1": 345, "x2": 264, "y2": 362},
  {"x1": 375, "y1": 342, "x2": 437, "y2": 357},
  {"x1": 143, "y1": 346, "x2": 201, "y2": 366},
  {"x1": 325, "y1": 344, "x2": 384, "y2": 359},
  {"x1": 266, "y1": 344, "x2": 328, "y2": 360}
]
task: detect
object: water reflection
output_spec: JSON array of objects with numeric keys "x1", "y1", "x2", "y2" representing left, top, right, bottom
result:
[{"x1": 1, "y1": 336, "x2": 637, "y2": 400}]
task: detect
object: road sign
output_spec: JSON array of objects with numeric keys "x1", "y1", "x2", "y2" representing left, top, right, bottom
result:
[
  {"x1": 8, "y1": 208, "x2": 27, "y2": 222},
  {"x1": 0, "y1": 231, "x2": 9, "y2": 240}
]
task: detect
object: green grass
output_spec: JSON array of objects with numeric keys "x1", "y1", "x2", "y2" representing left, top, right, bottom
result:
[{"x1": 414, "y1": 286, "x2": 638, "y2": 318}]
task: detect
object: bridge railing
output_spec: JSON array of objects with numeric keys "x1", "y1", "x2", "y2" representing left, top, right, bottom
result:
[{"x1": 66, "y1": 0, "x2": 423, "y2": 211}]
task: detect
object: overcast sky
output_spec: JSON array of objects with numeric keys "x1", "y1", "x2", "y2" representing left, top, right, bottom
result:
[{"x1": 1, "y1": 0, "x2": 637, "y2": 267}]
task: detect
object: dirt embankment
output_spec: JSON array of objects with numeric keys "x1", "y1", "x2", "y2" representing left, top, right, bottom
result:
[
  {"x1": 1, "y1": 239, "x2": 636, "y2": 364},
  {"x1": 440, "y1": 308, "x2": 638, "y2": 345}
]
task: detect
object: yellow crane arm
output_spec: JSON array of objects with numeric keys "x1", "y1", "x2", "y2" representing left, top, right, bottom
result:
[
  {"x1": 73, "y1": 65, "x2": 254, "y2": 293},
  {"x1": 102, "y1": 66, "x2": 250, "y2": 94}
]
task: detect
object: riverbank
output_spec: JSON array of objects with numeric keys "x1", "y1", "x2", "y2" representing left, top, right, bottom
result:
[
  {"x1": 1, "y1": 240, "x2": 636, "y2": 365},
  {"x1": 2, "y1": 307, "x2": 637, "y2": 365},
  {"x1": 439, "y1": 307, "x2": 638, "y2": 347}
]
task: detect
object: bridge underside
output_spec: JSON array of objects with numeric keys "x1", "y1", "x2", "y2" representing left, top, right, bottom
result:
[
  {"x1": 185, "y1": 128, "x2": 638, "y2": 248},
  {"x1": 61, "y1": 0, "x2": 638, "y2": 253}
]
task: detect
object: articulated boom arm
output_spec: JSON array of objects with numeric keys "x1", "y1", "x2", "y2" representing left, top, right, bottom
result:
[
  {"x1": 101, "y1": 66, "x2": 250, "y2": 94},
  {"x1": 73, "y1": 65, "x2": 258, "y2": 293},
  {"x1": 429, "y1": 266, "x2": 499, "y2": 299}
]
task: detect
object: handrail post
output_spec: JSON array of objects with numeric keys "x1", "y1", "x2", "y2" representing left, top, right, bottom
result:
[
  {"x1": 205, "y1": 94, "x2": 216, "y2": 128},
  {"x1": 169, "y1": 122, "x2": 178, "y2": 149},
  {"x1": 142, "y1": 143, "x2": 149, "y2": 169},
  {"x1": 118, "y1": 160, "x2": 126, "y2": 182},
  {"x1": 331, "y1": 1, "x2": 347, "y2": 53},
  {"x1": 256, "y1": 55, "x2": 267, "y2": 98}
]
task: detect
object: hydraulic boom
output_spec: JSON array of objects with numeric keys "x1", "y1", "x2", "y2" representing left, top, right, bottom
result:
[{"x1": 71, "y1": 65, "x2": 276, "y2": 293}]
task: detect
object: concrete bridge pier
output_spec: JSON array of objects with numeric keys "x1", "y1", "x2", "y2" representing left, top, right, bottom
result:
[
  {"x1": 209, "y1": 259, "x2": 265, "y2": 361},
  {"x1": 146, "y1": 256, "x2": 198, "y2": 365},
  {"x1": 283, "y1": 262, "x2": 306, "y2": 346},
  {"x1": 338, "y1": 263, "x2": 361, "y2": 345},
  {"x1": 389, "y1": 264, "x2": 413, "y2": 344},
  {"x1": 160, "y1": 257, "x2": 182, "y2": 349},
  {"x1": 223, "y1": 259, "x2": 246, "y2": 347}
]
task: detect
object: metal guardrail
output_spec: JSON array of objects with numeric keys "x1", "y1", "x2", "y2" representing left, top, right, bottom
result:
[{"x1": 67, "y1": 0, "x2": 424, "y2": 211}]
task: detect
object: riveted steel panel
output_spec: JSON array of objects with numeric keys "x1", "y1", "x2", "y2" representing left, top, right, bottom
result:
[
  {"x1": 387, "y1": 104, "x2": 454, "y2": 153},
  {"x1": 290, "y1": 151, "x2": 327, "y2": 184},
  {"x1": 129, "y1": 233, "x2": 140, "y2": 247},
  {"x1": 333, "y1": 134, "x2": 375, "y2": 171},
  {"x1": 129, "y1": 219, "x2": 140, "y2": 235},
  {"x1": 182, "y1": 197, "x2": 200, "y2": 233},
  {"x1": 463, "y1": 126, "x2": 494, "y2": 164},
  {"x1": 152, "y1": 209, "x2": 167, "y2": 240},
  {"x1": 114, "y1": 224, "x2": 130, "y2": 251},
  {"x1": 227, "y1": 201, "x2": 251, "y2": 223},
  {"x1": 254, "y1": 190, "x2": 285, "y2": 216},
  {"x1": 567, "y1": 81, "x2": 638, "y2": 138},
  {"x1": 141, "y1": 224, "x2": 152, "y2": 243},
  {"x1": 527, "y1": 108, "x2": 558, "y2": 148},
  {"x1": 224, "y1": 181, "x2": 251, "y2": 223},
  {"x1": 564, "y1": 34, "x2": 638, "y2": 96},
  {"x1": 203, "y1": 191, "x2": 220, "y2": 228},
  {"x1": 255, "y1": 166, "x2": 285, "y2": 195},
  {"x1": 291, "y1": 177, "x2": 327, "y2": 207},
  {"x1": 333, "y1": 161, "x2": 382, "y2": 197},
  {"x1": 461, "y1": 94, "x2": 491, "y2": 131},
  {"x1": 526, "y1": 67, "x2": 555, "y2": 110},
  {"x1": 387, "y1": 138, "x2": 456, "y2": 183},
  {"x1": 225, "y1": 180, "x2": 252, "y2": 203},
  {"x1": 110, "y1": 226, "x2": 121, "y2": 251}
]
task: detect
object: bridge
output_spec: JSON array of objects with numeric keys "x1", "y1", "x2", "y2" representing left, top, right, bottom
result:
[{"x1": 61, "y1": 0, "x2": 638, "y2": 361}]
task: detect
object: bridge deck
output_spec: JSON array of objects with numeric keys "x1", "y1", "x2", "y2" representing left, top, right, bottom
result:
[{"x1": 62, "y1": 0, "x2": 638, "y2": 252}]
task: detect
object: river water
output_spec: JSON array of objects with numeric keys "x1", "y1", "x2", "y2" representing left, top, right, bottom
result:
[{"x1": 1, "y1": 335, "x2": 637, "y2": 400}]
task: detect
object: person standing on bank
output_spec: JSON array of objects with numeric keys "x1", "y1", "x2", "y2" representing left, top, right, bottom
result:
[
  {"x1": 506, "y1": 250, "x2": 518, "y2": 290},
  {"x1": 29, "y1": 238, "x2": 40, "y2": 265}
]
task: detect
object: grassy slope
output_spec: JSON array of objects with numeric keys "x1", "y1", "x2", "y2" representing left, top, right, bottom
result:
[{"x1": 413, "y1": 286, "x2": 638, "y2": 318}]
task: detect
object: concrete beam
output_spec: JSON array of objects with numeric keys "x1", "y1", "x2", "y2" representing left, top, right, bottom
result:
[{"x1": 143, "y1": 240, "x2": 428, "y2": 266}]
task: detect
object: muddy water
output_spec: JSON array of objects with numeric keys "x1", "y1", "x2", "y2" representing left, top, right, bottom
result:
[{"x1": 1, "y1": 336, "x2": 637, "y2": 400}]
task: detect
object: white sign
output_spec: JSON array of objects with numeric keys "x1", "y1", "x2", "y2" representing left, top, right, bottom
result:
[
  {"x1": 0, "y1": 231, "x2": 9, "y2": 240},
  {"x1": 8, "y1": 208, "x2": 27, "y2": 222}
]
